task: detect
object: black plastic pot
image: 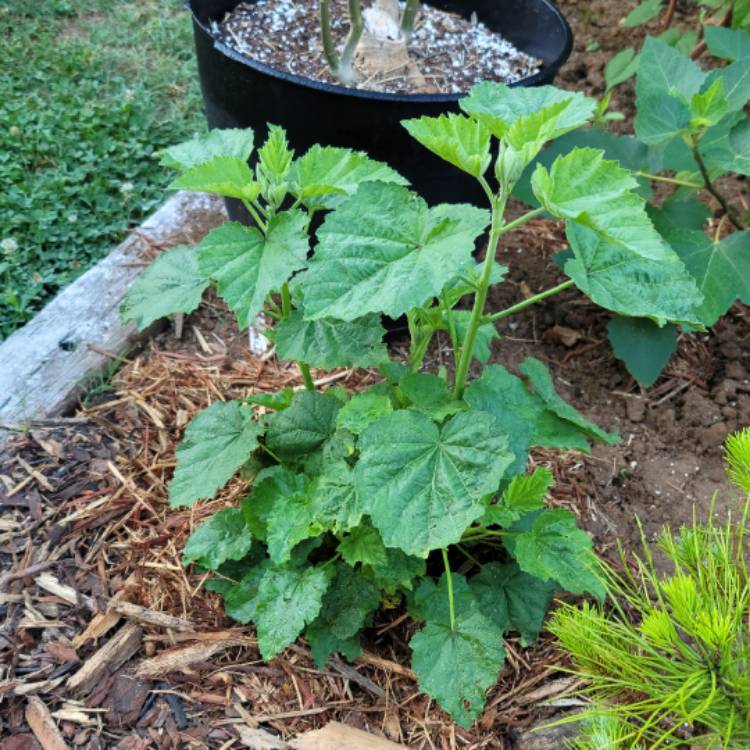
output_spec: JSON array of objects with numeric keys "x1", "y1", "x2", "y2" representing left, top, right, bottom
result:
[{"x1": 187, "y1": 0, "x2": 573, "y2": 216}]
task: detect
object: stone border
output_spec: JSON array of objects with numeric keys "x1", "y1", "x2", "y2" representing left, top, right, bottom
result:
[{"x1": 0, "y1": 192, "x2": 225, "y2": 433}]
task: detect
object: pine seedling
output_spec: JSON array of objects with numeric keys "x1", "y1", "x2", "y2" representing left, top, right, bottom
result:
[{"x1": 551, "y1": 429, "x2": 750, "y2": 749}]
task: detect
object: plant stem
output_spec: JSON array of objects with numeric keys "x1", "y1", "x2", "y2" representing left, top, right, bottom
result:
[
  {"x1": 635, "y1": 171, "x2": 703, "y2": 189},
  {"x1": 452, "y1": 179, "x2": 506, "y2": 400},
  {"x1": 338, "y1": 0, "x2": 364, "y2": 84},
  {"x1": 456, "y1": 544, "x2": 482, "y2": 567},
  {"x1": 484, "y1": 279, "x2": 575, "y2": 324},
  {"x1": 441, "y1": 289, "x2": 460, "y2": 372},
  {"x1": 409, "y1": 330, "x2": 434, "y2": 373},
  {"x1": 253, "y1": 199, "x2": 270, "y2": 219},
  {"x1": 461, "y1": 527, "x2": 512, "y2": 541},
  {"x1": 691, "y1": 144, "x2": 745, "y2": 230},
  {"x1": 241, "y1": 199, "x2": 267, "y2": 233},
  {"x1": 319, "y1": 0, "x2": 340, "y2": 73},
  {"x1": 452, "y1": 180, "x2": 547, "y2": 400},
  {"x1": 300, "y1": 363, "x2": 315, "y2": 390},
  {"x1": 501, "y1": 206, "x2": 545, "y2": 233},
  {"x1": 400, "y1": 0, "x2": 420, "y2": 36},
  {"x1": 259, "y1": 441, "x2": 283, "y2": 464},
  {"x1": 281, "y1": 282, "x2": 314, "y2": 390},
  {"x1": 690, "y1": 7, "x2": 733, "y2": 60},
  {"x1": 280, "y1": 283, "x2": 292, "y2": 318},
  {"x1": 441, "y1": 548, "x2": 456, "y2": 630}
]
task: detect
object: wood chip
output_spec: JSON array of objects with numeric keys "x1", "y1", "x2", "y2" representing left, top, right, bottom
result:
[
  {"x1": 49, "y1": 709, "x2": 96, "y2": 727},
  {"x1": 515, "y1": 677, "x2": 581, "y2": 706},
  {"x1": 290, "y1": 722, "x2": 406, "y2": 750},
  {"x1": 72, "y1": 573, "x2": 138, "y2": 648},
  {"x1": 34, "y1": 573, "x2": 93, "y2": 610},
  {"x1": 71, "y1": 609, "x2": 121, "y2": 650},
  {"x1": 235, "y1": 726, "x2": 289, "y2": 749},
  {"x1": 329, "y1": 657, "x2": 385, "y2": 699},
  {"x1": 355, "y1": 652, "x2": 416, "y2": 681},
  {"x1": 67, "y1": 623, "x2": 142, "y2": 695},
  {"x1": 25, "y1": 696, "x2": 71, "y2": 750},
  {"x1": 135, "y1": 638, "x2": 253, "y2": 677},
  {"x1": 110, "y1": 600, "x2": 194, "y2": 632}
]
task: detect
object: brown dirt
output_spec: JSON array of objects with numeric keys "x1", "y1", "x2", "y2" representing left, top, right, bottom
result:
[{"x1": 484, "y1": 210, "x2": 750, "y2": 558}]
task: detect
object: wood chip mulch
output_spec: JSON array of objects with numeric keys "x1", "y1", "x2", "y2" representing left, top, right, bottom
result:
[{"x1": 0, "y1": 334, "x2": 586, "y2": 749}]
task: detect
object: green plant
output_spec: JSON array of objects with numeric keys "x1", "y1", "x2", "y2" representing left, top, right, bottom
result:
[
  {"x1": 551, "y1": 427, "x2": 750, "y2": 749},
  {"x1": 122, "y1": 80, "x2": 710, "y2": 725},
  {"x1": 319, "y1": 0, "x2": 420, "y2": 84},
  {"x1": 517, "y1": 27, "x2": 749, "y2": 386},
  {"x1": 604, "y1": 0, "x2": 749, "y2": 92},
  {"x1": 0, "y1": 0, "x2": 202, "y2": 340}
]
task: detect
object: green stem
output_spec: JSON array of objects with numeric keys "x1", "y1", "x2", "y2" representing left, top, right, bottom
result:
[
  {"x1": 322, "y1": 552, "x2": 341, "y2": 569},
  {"x1": 300, "y1": 363, "x2": 315, "y2": 391},
  {"x1": 400, "y1": 0, "x2": 420, "y2": 36},
  {"x1": 280, "y1": 283, "x2": 292, "y2": 318},
  {"x1": 253, "y1": 199, "x2": 270, "y2": 219},
  {"x1": 456, "y1": 544, "x2": 482, "y2": 568},
  {"x1": 635, "y1": 171, "x2": 703, "y2": 189},
  {"x1": 441, "y1": 548, "x2": 456, "y2": 631},
  {"x1": 501, "y1": 206, "x2": 545, "y2": 233},
  {"x1": 484, "y1": 279, "x2": 575, "y2": 324},
  {"x1": 461, "y1": 527, "x2": 513, "y2": 541},
  {"x1": 338, "y1": 0, "x2": 364, "y2": 84},
  {"x1": 319, "y1": 0, "x2": 340, "y2": 73},
  {"x1": 409, "y1": 328, "x2": 435, "y2": 373},
  {"x1": 259, "y1": 441, "x2": 283, "y2": 464},
  {"x1": 280, "y1": 282, "x2": 314, "y2": 390},
  {"x1": 441, "y1": 290, "x2": 460, "y2": 372},
  {"x1": 690, "y1": 144, "x2": 744, "y2": 230},
  {"x1": 241, "y1": 199, "x2": 268, "y2": 233},
  {"x1": 452, "y1": 179, "x2": 507, "y2": 400}
]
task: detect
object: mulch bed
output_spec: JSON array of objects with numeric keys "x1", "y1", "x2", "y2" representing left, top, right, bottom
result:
[{"x1": 0, "y1": 321, "x2": 590, "y2": 749}]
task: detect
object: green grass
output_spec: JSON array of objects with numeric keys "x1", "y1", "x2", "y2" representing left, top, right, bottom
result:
[{"x1": 0, "y1": 0, "x2": 205, "y2": 339}]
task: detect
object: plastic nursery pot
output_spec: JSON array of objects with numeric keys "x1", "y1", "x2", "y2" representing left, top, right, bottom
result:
[{"x1": 187, "y1": 0, "x2": 573, "y2": 218}]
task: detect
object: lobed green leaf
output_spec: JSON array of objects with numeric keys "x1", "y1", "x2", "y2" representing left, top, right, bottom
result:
[
  {"x1": 460, "y1": 83, "x2": 595, "y2": 143},
  {"x1": 253, "y1": 565, "x2": 333, "y2": 659},
  {"x1": 402, "y1": 113, "x2": 491, "y2": 177},
  {"x1": 159, "y1": 128, "x2": 254, "y2": 170},
  {"x1": 519, "y1": 358, "x2": 619, "y2": 445},
  {"x1": 667, "y1": 229, "x2": 750, "y2": 326},
  {"x1": 298, "y1": 183, "x2": 489, "y2": 321},
  {"x1": 265, "y1": 390, "x2": 341, "y2": 461},
  {"x1": 607, "y1": 316, "x2": 678, "y2": 387},
  {"x1": 169, "y1": 156, "x2": 260, "y2": 200},
  {"x1": 508, "y1": 509, "x2": 606, "y2": 600},
  {"x1": 121, "y1": 245, "x2": 209, "y2": 330},
  {"x1": 409, "y1": 574, "x2": 505, "y2": 728},
  {"x1": 356, "y1": 409, "x2": 513, "y2": 556},
  {"x1": 531, "y1": 147, "x2": 671, "y2": 262},
  {"x1": 169, "y1": 400, "x2": 262, "y2": 507},
  {"x1": 336, "y1": 391, "x2": 393, "y2": 436},
  {"x1": 289, "y1": 145, "x2": 408, "y2": 209},
  {"x1": 198, "y1": 212, "x2": 308, "y2": 329},
  {"x1": 563, "y1": 222, "x2": 703, "y2": 326},
  {"x1": 470, "y1": 562, "x2": 556, "y2": 645},
  {"x1": 306, "y1": 564, "x2": 380, "y2": 667},
  {"x1": 274, "y1": 311, "x2": 387, "y2": 370},
  {"x1": 182, "y1": 508, "x2": 251, "y2": 570}
]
